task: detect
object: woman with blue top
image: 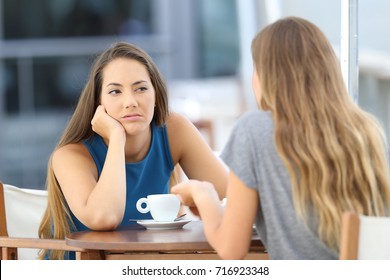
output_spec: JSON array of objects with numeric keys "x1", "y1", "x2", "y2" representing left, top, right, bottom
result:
[{"x1": 38, "y1": 42, "x2": 228, "y2": 259}]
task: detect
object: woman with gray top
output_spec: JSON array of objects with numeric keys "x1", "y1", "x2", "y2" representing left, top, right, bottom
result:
[{"x1": 172, "y1": 17, "x2": 390, "y2": 259}]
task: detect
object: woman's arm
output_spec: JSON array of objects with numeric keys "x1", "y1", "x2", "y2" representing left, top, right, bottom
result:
[
  {"x1": 171, "y1": 171, "x2": 258, "y2": 259},
  {"x1": 53, "y1": 106, "x2": 127, "y2": 230},
  {"x1": 167, "y1": 113, "x2": 228, "y2": 198}
]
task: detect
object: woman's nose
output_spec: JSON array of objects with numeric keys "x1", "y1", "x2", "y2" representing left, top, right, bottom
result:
[{"x1": 124, "y1": 92, "x2": 138, "y2": 108}]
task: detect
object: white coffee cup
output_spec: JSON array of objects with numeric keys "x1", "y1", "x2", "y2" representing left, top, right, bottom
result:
[{"x1": 136, "y1": 194, "x2": 180, "y2": 222}]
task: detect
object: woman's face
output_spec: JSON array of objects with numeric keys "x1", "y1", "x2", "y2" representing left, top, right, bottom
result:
[{"x1": 101, "y1": 58, "x2": 155, "y2": 135}]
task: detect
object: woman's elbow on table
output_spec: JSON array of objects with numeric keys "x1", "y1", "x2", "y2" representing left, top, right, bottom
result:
[
  {"x1": 217, "y1": 246, "x2": 248, "y2": 260},
  {"x1": 85, "y1": 212, "x2": 123, "y2": 231},
  {"x1": 214, "y1": 237, "x2": 249, "y2": 260}
]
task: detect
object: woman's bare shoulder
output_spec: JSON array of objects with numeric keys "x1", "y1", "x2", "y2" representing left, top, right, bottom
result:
[
  {"x1": 52, "y1": 143, "x2": 93, "y2": 167},
  {"x1": 54, "y1": 142, "x2": 88, "y2": 156},
  {"x1": 166, "y1": 112, "x2": 200, "y2": 142},
  {"x1": 166, "y1": 112, "x2": 193, "y2": 129}
]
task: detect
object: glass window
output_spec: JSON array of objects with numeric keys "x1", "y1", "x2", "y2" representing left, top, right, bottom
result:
[
  {"x1": 198, "y1": 0, "x2": 239, "y2": 77},
  {"x1": 3, "y1": 0, "x2": 153, "y2": 39},
  {"x1": 33, "y1": 56, "x2": 91, "y2": 111},
  {"x1": 3, "y1": 59, "x2": 19, "y2": 114},
  {"x1": 3, "y1": 56, "x2": 91, "y2": 114}
]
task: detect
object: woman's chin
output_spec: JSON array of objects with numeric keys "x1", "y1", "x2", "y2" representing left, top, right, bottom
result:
[{"x1": 123, "y1": 124, "x2": 148, "y2": 136}]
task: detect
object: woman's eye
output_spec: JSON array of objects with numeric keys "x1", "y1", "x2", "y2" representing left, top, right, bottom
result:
[
  {"x1": 108, "y1": 89, "x2": 120, "y2": 95},
  {"x1": 136, "y1": 87, "x2": 148, "y2": 93}
]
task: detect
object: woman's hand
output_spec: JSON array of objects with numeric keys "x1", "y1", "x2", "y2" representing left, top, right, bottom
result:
[
  {"x1": 171, "y1": 180, "x2": 218, "y2": 218},
  {"x1": 91, "y1": 105, "x2": 125, "y2": 142},
  {"x1": 171, "y1": 180, "x2": 199, "y2": 216}
]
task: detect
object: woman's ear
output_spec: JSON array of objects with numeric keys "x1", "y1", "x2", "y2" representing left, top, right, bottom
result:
[{"x1": 260, "y1": 98, "x2": 271, "y2": 111}]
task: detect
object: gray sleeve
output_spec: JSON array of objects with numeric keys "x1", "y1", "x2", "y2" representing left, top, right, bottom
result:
[{"x1": 220, "y1": 112, "x2": 259, "y2": 189}]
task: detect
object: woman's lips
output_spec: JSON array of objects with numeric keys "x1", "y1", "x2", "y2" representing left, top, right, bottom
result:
[{"x1": 122, "y1": 114, "x2": 142, "y2": 121}]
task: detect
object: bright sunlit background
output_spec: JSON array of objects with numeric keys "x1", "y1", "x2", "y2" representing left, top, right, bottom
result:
[{"x1": 0, "y1": 0, "x2": 389, "y2": 189}]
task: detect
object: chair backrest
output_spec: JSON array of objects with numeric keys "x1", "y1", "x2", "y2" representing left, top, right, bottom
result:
[
  {"x1": 0, "y1": 182, "x2": 48, "y2": 259},
  {"x1": 340, "y1": 212, "x2": 390, "y2": 260}
]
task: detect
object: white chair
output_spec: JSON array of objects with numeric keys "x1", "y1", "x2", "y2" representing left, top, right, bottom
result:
[
  {"x1": 2, "y1": 183, "x2": 47, "y2": 259},
  {"x1": 339, "y1": 212, "x2": 390, "y2": 260},
  {"x1": 0, "y1": 181, "x2": 83, "y2": 260}
]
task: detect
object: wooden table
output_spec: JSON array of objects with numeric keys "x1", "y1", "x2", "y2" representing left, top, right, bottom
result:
[{"x1": 66, "y1": 221, "x2": 268, "y2": 260}]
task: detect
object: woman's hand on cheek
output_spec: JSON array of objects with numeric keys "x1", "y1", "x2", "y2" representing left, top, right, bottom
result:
[{"x1": 91, "y1": 105, "x2": 125, "y2": 141}]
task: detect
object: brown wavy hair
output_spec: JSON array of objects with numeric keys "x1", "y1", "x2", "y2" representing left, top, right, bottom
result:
[
  {"x1": 38, "y1": 42, "x2": 169, "y2": 259},
  {"x1": 252, "y1": 17, "x2": 390, "y2": 253}
]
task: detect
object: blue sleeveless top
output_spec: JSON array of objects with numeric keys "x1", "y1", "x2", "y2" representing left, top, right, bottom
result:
[{"x1": 63, "y1": 123, "x2": 174, "y2": 259}]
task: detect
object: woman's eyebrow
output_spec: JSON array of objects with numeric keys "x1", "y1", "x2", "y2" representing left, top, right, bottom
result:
[
  {"x1": 106, "y1": 82, "x2": 122, "y2": 87},
  {"x1": 106, "y1": 80, "x2": 148, "y2": 87},
  {"x1": 132, "y1": 80, "x2": 148, "y2": 86}
]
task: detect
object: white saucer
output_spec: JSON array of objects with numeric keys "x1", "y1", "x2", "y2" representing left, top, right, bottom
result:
[{"x1": 136, "y1": 219, "x2": 191, "y2": 230}]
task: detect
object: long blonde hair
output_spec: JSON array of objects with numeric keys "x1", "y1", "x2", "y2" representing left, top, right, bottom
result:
[
  {"x1": 252, "y1": 17, "x2": 390, "y2": 253},
  {"x1": 38, "y1": 42, "x2": 169, "y2": 259}
]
